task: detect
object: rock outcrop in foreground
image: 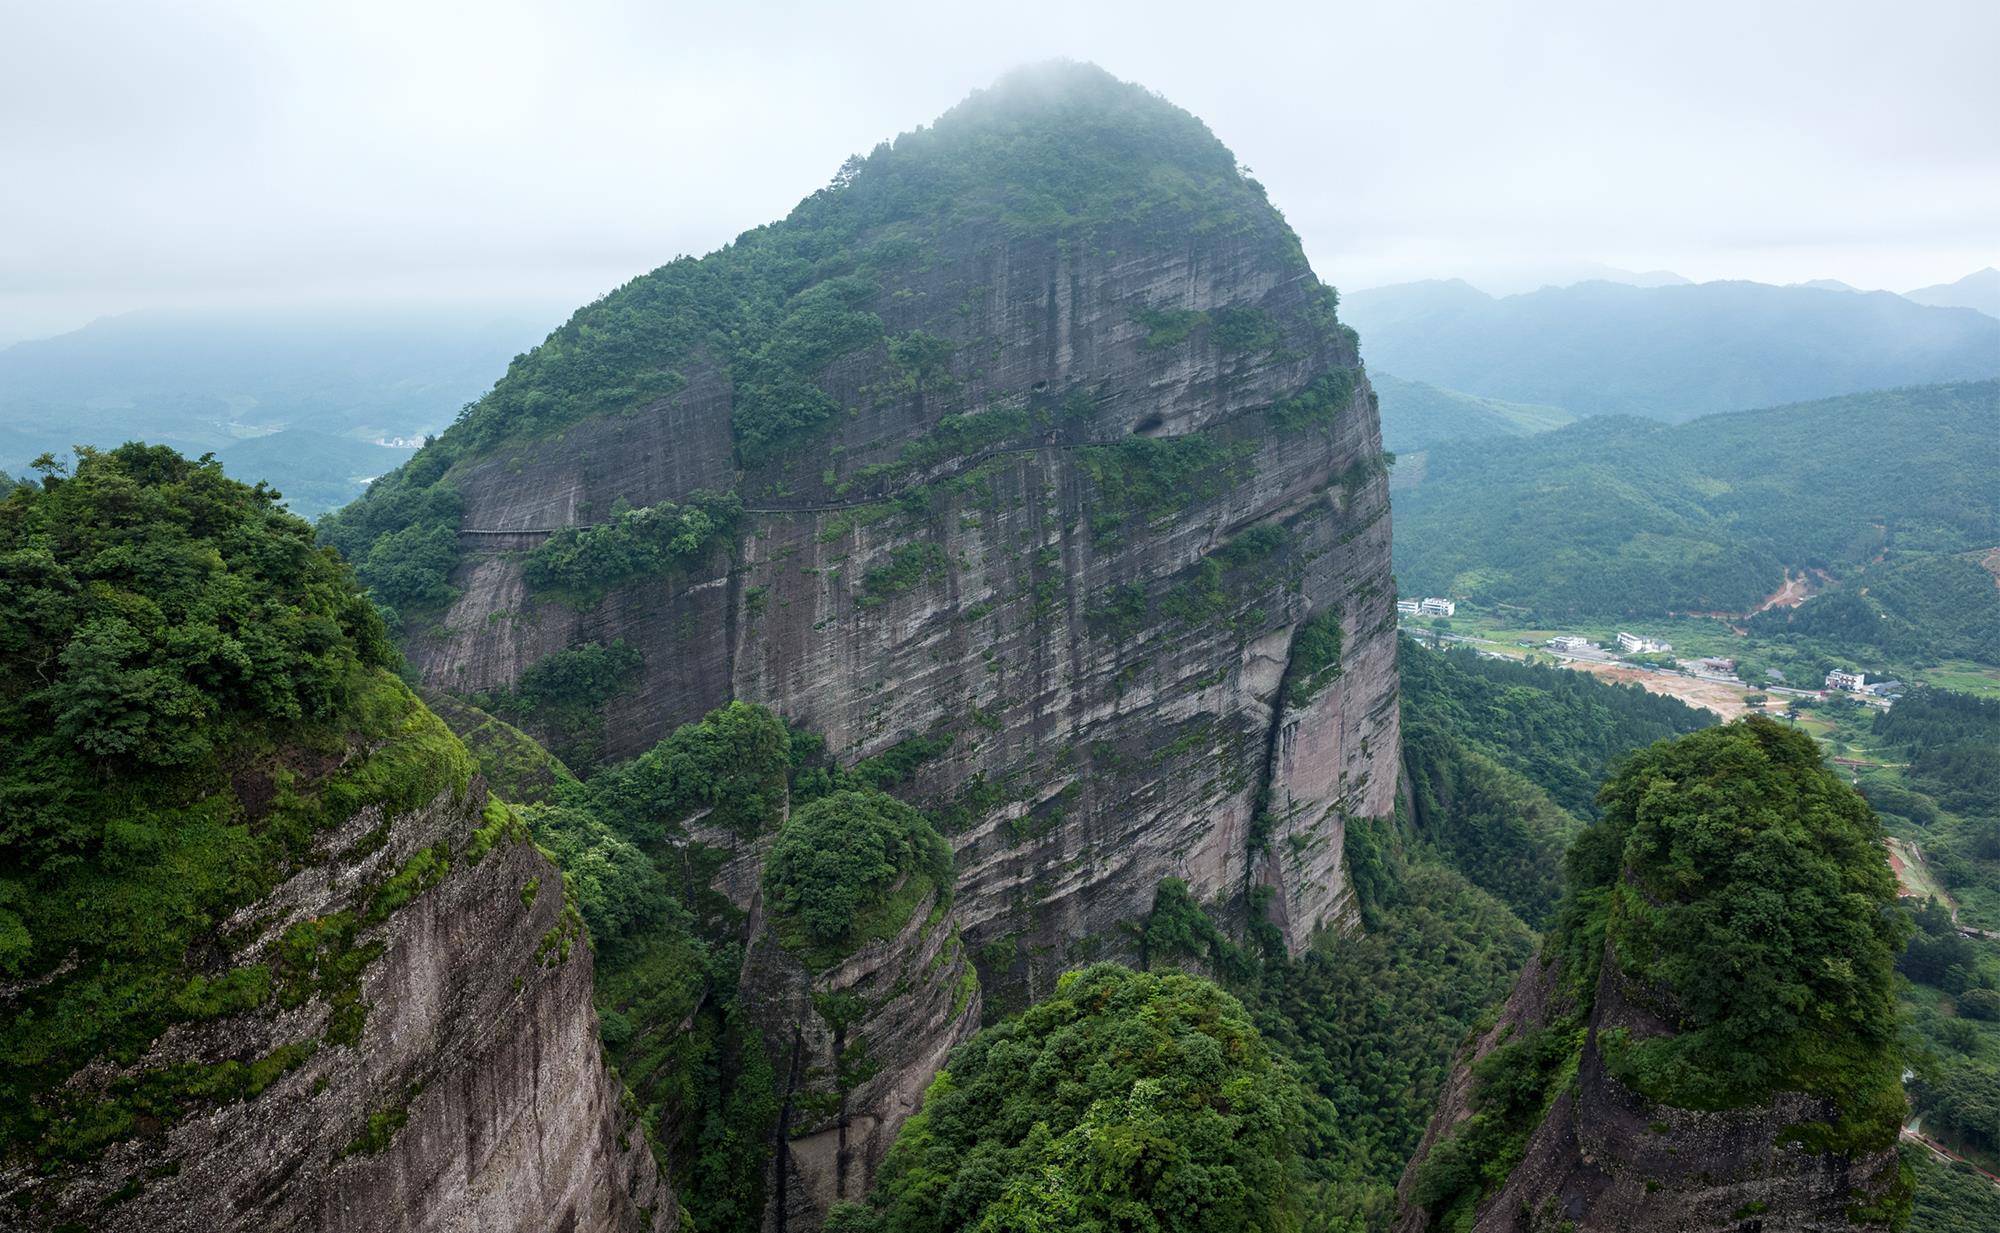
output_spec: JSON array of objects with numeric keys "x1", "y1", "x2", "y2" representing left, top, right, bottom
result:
[
  {"x1": 0, "y1": 444, "x2": 672, "y2": 1232},
  {"x1": 1394, "y1": 951, "x2": 1905, "y2": 1233},
  {"x1": 1395, "y1": 720, "x2": 1910, "y2": 1233},
  {"x1": 4, "y1": 762, "x2": 671, "y2": 1233}
]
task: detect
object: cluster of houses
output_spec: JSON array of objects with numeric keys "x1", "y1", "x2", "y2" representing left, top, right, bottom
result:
[
  {"x1": 1825, "y1": 669, "x2": 1903, "y2": 698},
  {"x1": 1396, "y1": 597, "x2": 1457, "y2": 618},
  {"x1": 1615, "y1": 631, "x2": 1671, "y2": 655},
  {"x1": 1541, "y1": 631, "x2": 1671, "y2": 658}
]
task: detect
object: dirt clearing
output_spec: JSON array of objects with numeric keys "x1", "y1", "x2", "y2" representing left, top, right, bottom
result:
[{"x1": 1563, "y1": 660, "x2": 1754, "y2": 719}]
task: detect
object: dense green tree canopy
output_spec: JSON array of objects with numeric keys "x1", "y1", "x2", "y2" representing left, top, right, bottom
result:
[
  {"x1": 0, "y1": 444, "x2": 471, "y2": 1162},
  {"x1": 836, "y1": 963, "x2": 1306, "y2": 1233},
  {"x1": 1400, "y1": 639, "x2": 1713, "y2": 815},
  {"x1": 0, "y1": 444, "x2": 392, "y2": 869},
  {"x1": 1578, "y1": 717, "x2": 1907, "y2": 1115},
  {"x1": 763, "y1": 788, "x2": 952, "y2": 961},
  {"x1": 1393, "y1": 380, "x2": 1999, "y2": 641},
  {"x1": 580, "y1": 700, "x2": 793, "y2": 840}
]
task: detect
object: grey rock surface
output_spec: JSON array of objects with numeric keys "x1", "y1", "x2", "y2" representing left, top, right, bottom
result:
[
  {"x1": 2, "y1": 780, "x2": 673, "y2": 1233},
  {"x1": 1393, "y1": 946, "x2": 1904, "y2": 1233},
  {"x1": 739, "y1": 882, "x2": 981, "y2": 1232},
  {"x1": 412, "y1": 212, "x2": 1400, "y2": 1001}
]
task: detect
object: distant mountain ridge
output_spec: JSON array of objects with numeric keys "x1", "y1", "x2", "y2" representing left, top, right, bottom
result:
[
  {"x1": 0, "y1": 304, "x2": 559, "y2": 514},
  {"x1": 1905, "y1": 266, "x2": 2000, "y2": 319},
  {"x1": 1392, "y1": 379, "x2": 2000, "y2": 641},
  {"x1": 1370, "y1": 371, "x2": 1574, "y2": 454},
  {"x1": 1345, "y1": 277, "x2": 2000, "y2": 421}
]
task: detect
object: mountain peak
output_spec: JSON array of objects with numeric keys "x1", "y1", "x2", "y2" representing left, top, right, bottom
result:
[
  {"x1": 818, "y1": 61, "x2": 1262, "y2": 245},
  {"x1": 1904, "y1": 265, "x2": 2000, "y2": 318}
]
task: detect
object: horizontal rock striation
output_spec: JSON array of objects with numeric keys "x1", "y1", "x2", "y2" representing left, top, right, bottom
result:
[
  {"x1": 2, "y1": 780, "x2": 672, "y2": 1233},
  {"x1": 410, "y1": 210, "x2": 1397, "y2": 993}
]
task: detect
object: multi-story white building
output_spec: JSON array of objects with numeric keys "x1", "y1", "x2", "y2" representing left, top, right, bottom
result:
[
  {"x1": 1825, "y1": 669, "x2": 1866, "y2": 692},
  {"x1": 1546, "y1": 635, "x2": 1593, "y2": 653},
  {"x1": 1616, "y1": 631, "x2": 1671, "y2": 655},
  {"x1": 1418, "y1": 597, "x2": 1456, "y2": 617},
  {"x1": 1396, "y1": 599, "x2": 1421, "y2": 615}
]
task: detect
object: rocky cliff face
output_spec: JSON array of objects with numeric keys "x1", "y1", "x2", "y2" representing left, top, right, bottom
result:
[
  {"x1": 740, "y1": 883, "x2": 980, "y2": 1232},
  {"x1": 407, "y1": 181, "x2": 1397, "y2": 1003},
  {"x1": 319, "y1": 64, "x2": 1402, "y2": 1232},
  {"x1": 2, "y1": 771, "x2": 672, "y2": 1233},
  {"x1": 1394, "y1": 949, "x2": 1906, "y2": 1233}
]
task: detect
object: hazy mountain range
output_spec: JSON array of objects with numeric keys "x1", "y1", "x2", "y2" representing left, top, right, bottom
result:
[
  {"x1": 3, "y1": 269, "x2": 1993, "y2": 512},
  {"x1": 1347, "y1": 270, "x2": 2000, "y2": 425},
  {"x1": 0, "y1": 303, "x2": 561, "y2": 514}
]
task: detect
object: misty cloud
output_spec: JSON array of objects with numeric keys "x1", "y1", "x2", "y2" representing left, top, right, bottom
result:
[{"x1": 2, "y1": 0, "x2": 1995, "y2": 342}]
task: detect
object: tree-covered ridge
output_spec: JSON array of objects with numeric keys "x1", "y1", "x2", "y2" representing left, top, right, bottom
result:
[
  {"x1": 1233, "y1": 864, "x2": 1536, "y2": 1233},
  {"x1": 496, "y1": 699, "x2": 981, "y2": 1231},
  {"x1": 764, "y1": 788, "x2": 954, "y2": 968},
  {"x1": 0, "y1": 444, "x2": 473, "y2": 1162},
  {"x1": 1393, "y1": 379, "x2": 2000, "y2": 634},
  {"x1": 830, "y1": 963, "x2": 1307, "y2": 1233},
  {"x1": 1414, "y1": 718, "x2": 1909, "y2": 1229},
  {"x1": 1577, "y1": 717, "x2": 1907, "y2": 1115},
  {"x1": 1399, "y1": 639, "x2": 1714, "y2": 819},
  {"x1": 449, "y1": 59, "x2": 1289, "y2": 454},
  {"x1": 513, "y1": 703, "x2": 797, "y2": 1232},
  {"x1": 319, "y1": 61, "x2": 1313, "y2": 626},
  {"x1": 1397, "y1": 640, "x2": 1708, "y2": 926},
  {"x1": 1876, "y1": 689, "x2": 2000, "y2": 822},
  {"x1": 1344, "y1": 278, "x2": 2000, "y2": 424},
  {"x1": 1368, "y1": 371, "x2": 1573, "y2": 455}
]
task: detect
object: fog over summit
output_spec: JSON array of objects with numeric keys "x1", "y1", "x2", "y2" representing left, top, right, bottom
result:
[{"x1": 2, "y1": 0, "x2": 1994, "y2": 343}]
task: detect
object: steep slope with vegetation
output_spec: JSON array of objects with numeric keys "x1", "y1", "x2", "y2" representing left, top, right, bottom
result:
[
  {"x1": 322, "y1": 62, "x2": 1402, "y2": 1009},
  {"x1": 1397, "y1": 718, "x2": 1911, "y2": 1233},
  {"x1": 828, "y1": 963, "x2": 1305, "y2": 1233},
  {"x1": 1399, "y1": 641, "x2": 1712, "y2": 925},
  {"x1": 1394, "y1": 379, "x2": 2000, "y2": 642},
  {"x1": 1344, "y1": 279, "x2": 2000, "y2": 422},
  {"x1": 790, "y1": 644, "x2": 1714, "y2": 1233},
  {"x1": 0, "y1": 446, "x2": 665, "y2": 1230},
  {"x1": 1370, "y1": 372, "x2": 1573, "y2": 455}
]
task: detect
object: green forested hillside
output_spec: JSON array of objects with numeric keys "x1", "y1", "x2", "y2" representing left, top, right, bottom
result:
[
  {"x1": 1393, "y1": 380, "x2": 2000, "y2": 652},
  {"x1": 213, "y1": 429, "x2": 416, "y2": 517},
  {"x1": 1370, "y1": 372, "x2": 1573, "y2": 454},
  {"x1": 1412, "y1": 718, "x2": 1910, "y2": 1230},
  {"x1": 423, "y1": 636, "x2": 1711, "y2": 1233},
  {"x1": 1399, "y1": 641, "x2": 1713, "y2": 924},
  {"x1": 1345, "y1": 278, "x2": 2000, "y2": 421}
]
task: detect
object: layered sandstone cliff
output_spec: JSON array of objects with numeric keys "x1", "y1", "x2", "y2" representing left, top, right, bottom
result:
[
  {"x1": 2, "y1": 771, "x2": 672, "y2": 1233},
  {"x1": 396, "y1": 87, "x2": 1398, "y2": 1005},
  {"x1": 1394, "y1": 948, "x2": 1906, "y2": 1233},
  {"x1": 316, "y1": 64, "x2": 1403, "y2": 1231}
]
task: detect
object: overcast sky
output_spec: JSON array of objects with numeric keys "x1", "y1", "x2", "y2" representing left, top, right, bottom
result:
[{"x1": 3, "y1": 0, "x2": 1996, "y2": 344}]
